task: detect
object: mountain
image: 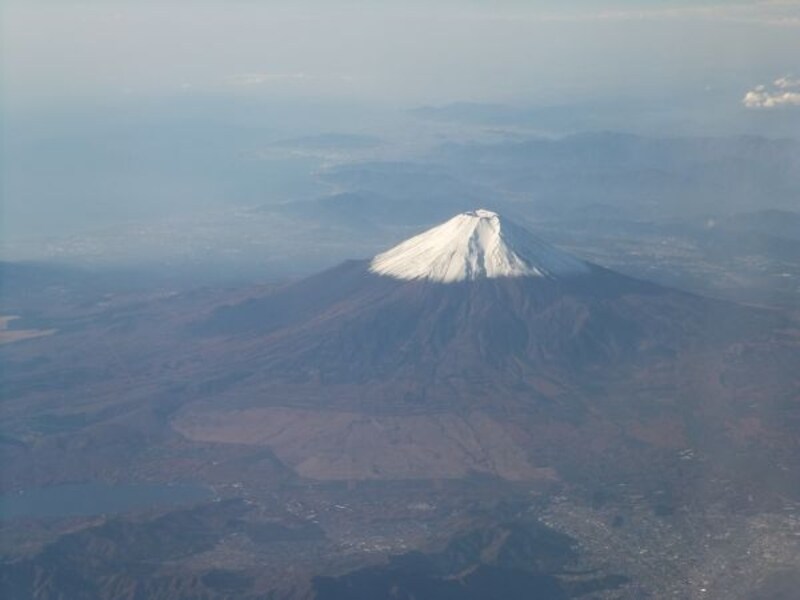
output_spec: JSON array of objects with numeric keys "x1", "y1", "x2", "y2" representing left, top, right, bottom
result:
[
  {"x1": 179, "y1": 210, "x2": 797, "y2": 488},
  {"x1": 3, "y1": 210, "x2": 799, "y2": 599}
]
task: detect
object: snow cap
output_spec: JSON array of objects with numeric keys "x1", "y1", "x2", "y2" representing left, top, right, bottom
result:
[{"x1": 369, "y1": 209, "x2": 589, "y2": 283}]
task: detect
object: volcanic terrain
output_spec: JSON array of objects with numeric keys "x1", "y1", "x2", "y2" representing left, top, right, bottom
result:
[{"x1": 2, "y1": 210, "x2": 799, "y2": 599}]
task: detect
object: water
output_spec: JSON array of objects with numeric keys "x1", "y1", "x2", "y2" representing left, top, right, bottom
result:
[{"x1": 0, "y1": 482, "x2": 213, "y2": 520}]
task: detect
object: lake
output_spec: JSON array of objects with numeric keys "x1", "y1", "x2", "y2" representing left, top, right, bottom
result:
[{"x1": 0, "y1": 482, "x2": 213, "y2": 520}]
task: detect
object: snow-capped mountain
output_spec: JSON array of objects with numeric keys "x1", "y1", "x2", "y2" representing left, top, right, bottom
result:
[
  {"x1": 369, "y1": 209, "x2": 589, "y2": 282},
  {"x1": 185, "y1": 210, "x2": 791, "y2": 482}
]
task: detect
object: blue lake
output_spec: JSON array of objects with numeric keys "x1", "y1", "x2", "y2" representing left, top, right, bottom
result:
[{"x1": 0, "y1": 482, "x2": 213, "y2": 520}]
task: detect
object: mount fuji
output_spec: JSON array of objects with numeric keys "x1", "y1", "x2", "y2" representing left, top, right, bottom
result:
[
  {"x1": 196, "y1": 209, "x2": 672, "y2": 384},
  {"x1": 179, "y1": 210, "x2": 794, "y2": 484}
]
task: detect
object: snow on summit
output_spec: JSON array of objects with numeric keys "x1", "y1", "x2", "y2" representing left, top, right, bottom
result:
[{"x1": 369, "y1": 209, "x2": 590, "y2": 283}]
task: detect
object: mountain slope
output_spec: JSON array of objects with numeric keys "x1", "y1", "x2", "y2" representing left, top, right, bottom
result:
[{"x1": 178, "y1": 211, "x2": 796, "y2": 483}]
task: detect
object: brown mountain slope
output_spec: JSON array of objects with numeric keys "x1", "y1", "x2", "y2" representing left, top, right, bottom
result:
[{"x1": 171, "y1": 259, "x2": 798, "y2": 486}]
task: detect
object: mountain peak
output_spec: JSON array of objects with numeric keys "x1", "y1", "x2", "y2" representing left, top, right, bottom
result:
[
  {"x1": 369, "y1": 209, "x2": 590, "y2": 283},
  {"x1": 467, "y1": 208, "x2": 500, "y2": 219}
]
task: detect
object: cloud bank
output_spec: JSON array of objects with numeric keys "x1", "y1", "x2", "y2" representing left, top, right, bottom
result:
[{"x1": 743, "y1": 76, "x2": 800, "y2": 109}]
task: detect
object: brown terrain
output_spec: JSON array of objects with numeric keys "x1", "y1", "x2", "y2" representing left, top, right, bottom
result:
[{"x1": 1, "y1": 252, "x2": 799, "y2": 599}]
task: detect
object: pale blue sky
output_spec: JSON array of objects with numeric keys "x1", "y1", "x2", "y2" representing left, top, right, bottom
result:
[
  {"x1": 3, "y1": 1, "x2": 799, "y2": 109},
  {"x1": 2, "y1": 1, "x2": 799, "y2": 259}
]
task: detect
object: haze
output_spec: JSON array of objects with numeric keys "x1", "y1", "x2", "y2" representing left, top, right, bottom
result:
[
  {"x1": 4, "y1": 1, "x2": 800, "y2": 106},
  {"x1": 2, "y1": 0, "x2": 799, "y2": 284}
]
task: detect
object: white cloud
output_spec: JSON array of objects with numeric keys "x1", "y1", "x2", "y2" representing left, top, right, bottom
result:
[
  {"x1": 743, "y1": 76, "x2": 800, "y2": 109},
  {"x1": 774, "y1": 76, "x2": 800, "y2": 89}
]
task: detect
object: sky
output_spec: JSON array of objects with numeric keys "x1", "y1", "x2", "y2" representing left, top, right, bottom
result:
[
  {"x1": 3, "y1": 0, "x2": 800, "y2": 110},
  {"x1": 2, "y1": 1, "x2": 799, "y2": 265}
]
